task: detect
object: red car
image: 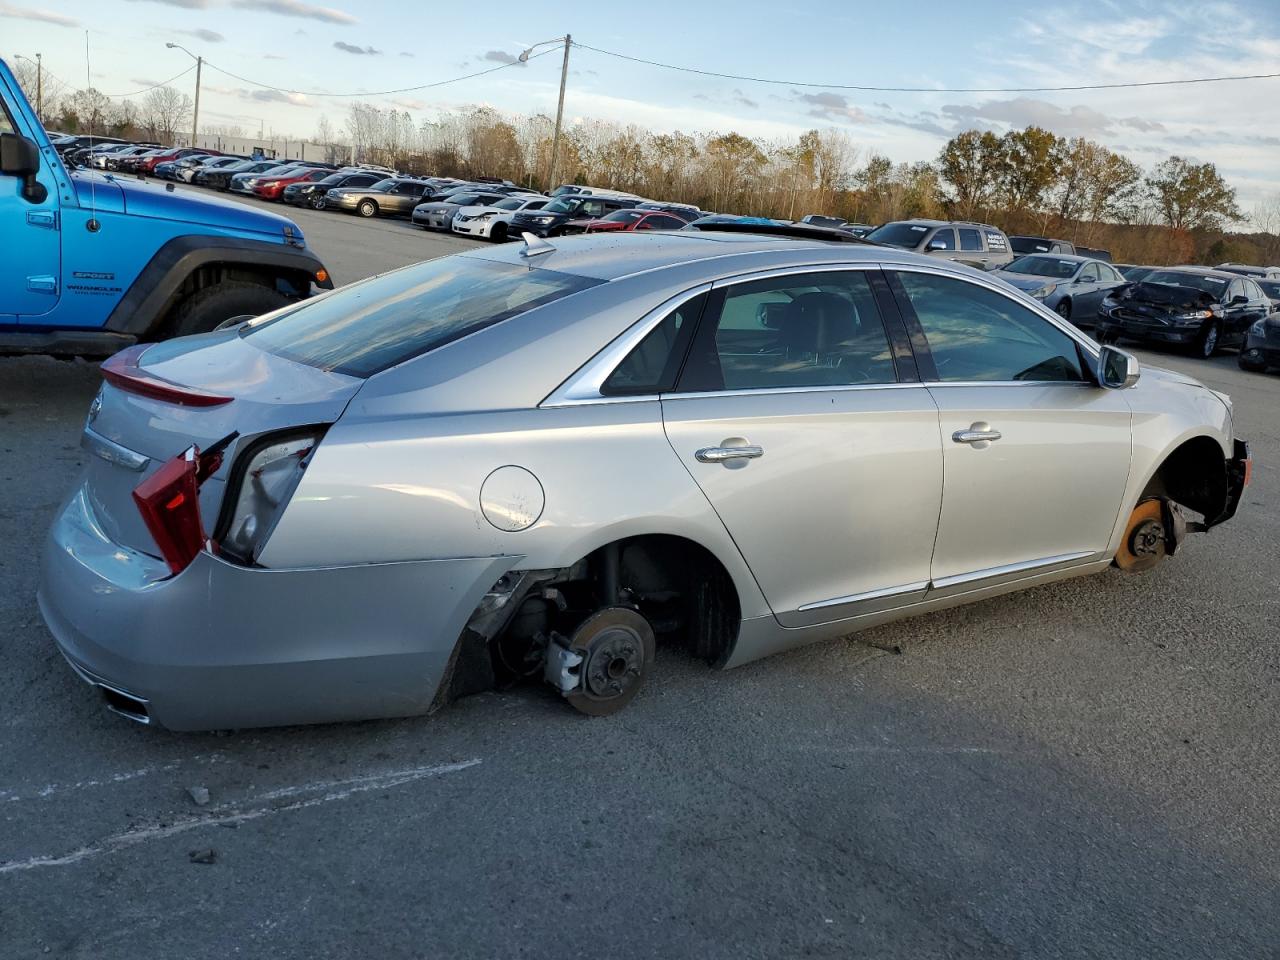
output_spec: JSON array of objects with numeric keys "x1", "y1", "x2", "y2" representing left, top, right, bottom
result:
[
  {"x1": 140, "y1": 147, "x2": 219, "y2": 175},
  {"x1": 252, "y1": 167, "x2": 331, "y2": 201},
  {"x1": 565, "y1": 209, "x2": 695, "y2": 235}
]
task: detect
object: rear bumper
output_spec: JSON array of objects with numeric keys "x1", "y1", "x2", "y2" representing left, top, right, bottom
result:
[{"x1": 39, "y1": 487, "x2": 515, "y2": 730}]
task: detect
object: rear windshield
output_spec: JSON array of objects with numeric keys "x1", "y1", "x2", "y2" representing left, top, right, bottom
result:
[
  {"x1": 1144, "y1": 271, "x2": 1227, "y2": 295},
  {"x1": 242, "y1": 257, "x2": 602, "y2": 377},
  {"x1": 1005, "y1": 256, "x2": 1079, "y2": 279},
  {"x1": 1259, "y1": 280, "x2": 1280, "y2": 298},
  {"x1": 865, "y1": 222, "x2": 930, "y2": 248}
]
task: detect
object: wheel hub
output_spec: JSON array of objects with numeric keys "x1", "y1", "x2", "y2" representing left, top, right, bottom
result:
[
  {"x1": 561, "y1": 607, "x2": 656, "y2": 717},
  {"x1": 1130, "y1": 518, "x2": 1164, "y2": 558}
]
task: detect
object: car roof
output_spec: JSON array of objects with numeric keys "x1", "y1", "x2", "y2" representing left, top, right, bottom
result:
[{"x1": 459, "y1": 230, "x2": 945, "y2": 282}]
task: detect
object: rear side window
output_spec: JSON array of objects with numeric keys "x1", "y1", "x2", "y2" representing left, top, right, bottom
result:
[
  {"x1": 892, "y1": 272, "x2": 1085, "y2": 383},
  {"x1": 678, "y1": 271, "x2": 897, "y2": 391},
  {"x1": 243, "y1": 258, "x2": 601, "y2": 377},
  {"x1": 958, "y1": 228, "x2": 983, "y2": 251},
  {"x1": 601, "y1": 294, "x2": 707, "y2": 396}
]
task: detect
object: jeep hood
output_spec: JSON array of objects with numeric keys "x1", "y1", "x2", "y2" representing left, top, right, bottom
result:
[{"x1": 71, "y1": 169, "x2": 297, "y2": 240}]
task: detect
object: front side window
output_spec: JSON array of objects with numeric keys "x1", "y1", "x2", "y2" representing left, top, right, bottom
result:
[
  {"x1": 893, "y1": 271, "x2": 1085, "y2": 383},
  {"x1": 929, "y1": 229, "x2": 956, "y2": 251},
  {"x1": 677, "y1": 271, "x2": 898, "y2": 392},
  {"x1": 243, "y1": 258, "x2": 601, "y2": 377},
  {"x1": 1079, "y1": 263, "x2": 1100, "y2": 282},
  {"x1": 958, "y1": 228, "x2": 983, "y2": 251}
]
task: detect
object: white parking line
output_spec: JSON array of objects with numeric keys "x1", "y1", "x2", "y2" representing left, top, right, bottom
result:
[
  {"x1": 0, "y1": 759, "x2": 481, "y2": 875},
  {"x1": 0, "y1": 754, "x2": 229, "y2": 803}
]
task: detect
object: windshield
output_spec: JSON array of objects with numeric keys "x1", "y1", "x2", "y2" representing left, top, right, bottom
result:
[
  {"x1": 1004, "y1": 256, "x2": 1079, "y2": 279},
  {"x1": 368, "y1": 179, "x2": 396, "y2": 192},
  {"x1": 604, "y1": 210, "x2": 645, "y2": 223},
  {"x1": 445, "y1": 194, "x2": 482, "y2": 205},
  {"x1": 243, "y1": 257, "x2": 602, "y2": 377},
  {"x1": 1119, "y1": 265, "x2": 1153, "y2": 281},
  {"x1": 866, "y1": 222, "x2": 931, "y2": 248},
  {"x1": 1144, "y1": 271, "x2": 1228, "y2": 295},
  {"x1": 493, "y1": 197, "x2": 525, "y2": 210},
  {"x1": 543, "y1": 198, "x2": 580, "y2": 215},
  {"x1": 1257, "y1": 280, "x2": 1280, "y2": 298}
]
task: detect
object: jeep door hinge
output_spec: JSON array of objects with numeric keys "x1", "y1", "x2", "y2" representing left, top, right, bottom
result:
[{"x1": 26, "y1": 210, "x2": 58, "y2": 230}]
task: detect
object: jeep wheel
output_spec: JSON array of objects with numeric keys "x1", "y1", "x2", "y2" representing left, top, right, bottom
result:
[
  {"x1": 168, "y1": 281, "x2": 291, "y2": 339},
  {"x1": 357, "y1": 200, "x2": 377, "y2": 218}
]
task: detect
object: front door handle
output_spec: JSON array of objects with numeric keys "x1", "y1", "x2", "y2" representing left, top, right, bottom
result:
[
  {"x1": 696, "y1": 442, "x2": 764, "y2": 464},
  {"x1": 952, "y1": 422, "x2": 1002, "y2": 449}
]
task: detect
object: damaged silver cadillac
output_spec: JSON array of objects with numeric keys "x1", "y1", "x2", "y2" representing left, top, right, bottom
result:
[{"x1": 39, "y1": 225, "x2": 1250, "y2": 730}]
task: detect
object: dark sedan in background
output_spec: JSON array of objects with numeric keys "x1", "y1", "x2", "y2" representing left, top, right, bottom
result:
[
  {"x1": 284, "y1": 170, "x2": 384, "y2": 209},
  {"x1": 1095, "y1": 266, "x2": 1272, "y2": 358}
]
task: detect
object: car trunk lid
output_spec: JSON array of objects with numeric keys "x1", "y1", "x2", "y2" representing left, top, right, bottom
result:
[{"x1": 84, "y1": 329, "x2": 363, "y2": 558}]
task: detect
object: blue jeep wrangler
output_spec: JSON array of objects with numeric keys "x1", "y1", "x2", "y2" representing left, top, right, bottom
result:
[{"x1": 0, "y1": 58, "x2": 332, "y2": 356}]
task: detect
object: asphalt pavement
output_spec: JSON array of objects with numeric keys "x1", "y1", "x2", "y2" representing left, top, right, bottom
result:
[{"x1": 1, "y1": 194, "x2": 1277, "y2": 959}]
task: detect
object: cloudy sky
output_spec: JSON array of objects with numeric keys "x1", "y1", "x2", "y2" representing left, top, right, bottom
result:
[{"x1": 5, "y1": 0, "x2": 1279, "y2": 206}]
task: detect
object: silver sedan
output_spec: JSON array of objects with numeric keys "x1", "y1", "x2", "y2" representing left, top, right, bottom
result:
[
  {"x1": 40, "y1": 230, "x2": 1251, "y2": 729},
  {"x1": 992, "y1": 253, "x2": 1128, "y2": 325}
]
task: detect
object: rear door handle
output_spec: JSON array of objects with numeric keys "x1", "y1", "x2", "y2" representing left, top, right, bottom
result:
[
  {"x1": 952, "y1": 422, "x2": 1002, "y2": 448},
  {"x1": 696, "y1": 444, "x2": 764, "y2": 464}
]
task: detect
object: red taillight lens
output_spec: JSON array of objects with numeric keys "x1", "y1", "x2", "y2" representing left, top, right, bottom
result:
[
  {"x1": 133, "y1": 447, "x2": 205, "y2": 575},
  {"x1": 132, "y1": 435, "x2": 235, "y2": 575}
]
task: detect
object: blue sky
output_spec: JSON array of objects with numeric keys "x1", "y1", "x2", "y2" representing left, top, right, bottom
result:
[{"x1": 6, "y1": 0, "x2": 1280, "y2": 206}]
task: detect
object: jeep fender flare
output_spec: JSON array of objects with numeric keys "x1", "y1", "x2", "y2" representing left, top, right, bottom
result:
[{"x1": 103, "y1": 235, "x2": 333, "y2": 337}]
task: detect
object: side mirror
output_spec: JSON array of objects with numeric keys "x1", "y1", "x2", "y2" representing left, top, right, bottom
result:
[
  {"x1": 927, "y1": 238, "x2": 947, "y2": 251},
  {"x1": 1098, "y1": 344, "x2": 1140, "y2": 389},
  {"x1": 0, "y1": 132, "x2": 46, "y2": 202},
  {"x1": 1230, "y1": 294, "x2": 1249, "y2": 305}
]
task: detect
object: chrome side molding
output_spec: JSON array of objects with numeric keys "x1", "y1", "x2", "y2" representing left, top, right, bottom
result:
[{"x1": 81, "y1": 426, "x2": 150, "y2": 472}]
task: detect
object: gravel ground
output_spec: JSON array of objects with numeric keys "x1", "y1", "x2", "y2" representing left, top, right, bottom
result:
[{"x1": 1, "y1": 195, "x2": 1277, "y2": 958}]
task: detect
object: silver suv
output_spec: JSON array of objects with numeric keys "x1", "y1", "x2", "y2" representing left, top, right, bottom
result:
[{"x1": 867, "y1": 219, "x2": 1013, "y2": 270}]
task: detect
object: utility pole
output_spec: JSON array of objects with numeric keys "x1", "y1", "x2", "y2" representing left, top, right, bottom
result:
[
  {"x1": 519, "y1": 36, "x2": 572, "y2": 193},
  {"x1": 547, "y1": 34, "x2": 571, "y2": 193},
  {"x1": 191, "y1": 55, "x2": 202, "y2": 148}
]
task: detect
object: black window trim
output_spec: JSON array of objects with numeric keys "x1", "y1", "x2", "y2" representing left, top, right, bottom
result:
[{"x1": 884, "y1": 264, "x2": 1100, "y2": 386}]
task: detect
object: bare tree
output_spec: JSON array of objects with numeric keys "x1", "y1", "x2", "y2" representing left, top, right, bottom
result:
[{"x1": 141, "y1": 86, "x2": 193, "y2": 145}]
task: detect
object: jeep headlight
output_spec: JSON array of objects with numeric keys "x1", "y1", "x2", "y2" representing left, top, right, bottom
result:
[{"x1": 1029, "y1": 283, "x2": 1057, "y2": 299}]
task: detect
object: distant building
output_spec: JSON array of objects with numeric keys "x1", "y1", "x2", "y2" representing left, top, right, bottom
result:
[{"x1": 175, "y1": 133, "x2": 347, "y2": 165}]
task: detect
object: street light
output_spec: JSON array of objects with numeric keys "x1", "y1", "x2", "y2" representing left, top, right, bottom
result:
[
  {"x1": 519, "y1": 35, "x2": 570, "y2": 193},
  {"x1": 165, "y1": 42, "x2": 202, "y2": 148}
]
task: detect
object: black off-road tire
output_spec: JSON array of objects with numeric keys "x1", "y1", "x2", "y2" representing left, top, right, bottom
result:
[{"x1": 168, "y1": 281, "x2": 290, "y2": 339}]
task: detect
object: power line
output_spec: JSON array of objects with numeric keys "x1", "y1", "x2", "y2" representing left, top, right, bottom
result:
[
  {"x1": 202, "y1": 46, "x2": 559, "y2": 99},
  {"x1": 573, "y1": 40, "x2": 1280, "y2": 94},
  {"x1": 100, "y1": 65, "x2": 196, "y2": 98}
]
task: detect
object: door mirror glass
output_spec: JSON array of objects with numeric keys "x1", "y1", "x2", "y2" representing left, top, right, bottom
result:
[
  {"x1": 1230, "y1": 294, "x2": 1249, "y2": 305},
  {"x1": 1098, "y1": 345, "x2": 1140, "y2": 389},
  {"x1": 927, "y1": 238, "x2": 946, "y2": 251}
]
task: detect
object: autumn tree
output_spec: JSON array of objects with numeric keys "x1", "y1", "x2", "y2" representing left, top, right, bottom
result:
[
  {"x1": 1145, "y1": 156, "x2": 1242, "y2": 231},
  {"x1": 938, "y1": 129, "x2": 1004, "y2": 220},
  {"x1": 998, "y1": 126, "x2": 1062, "y2": 219}
]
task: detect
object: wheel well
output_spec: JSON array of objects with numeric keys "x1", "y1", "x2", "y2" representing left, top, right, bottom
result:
[
  {"x1": 154, "y1": 262, "x2": 311, "y2": 337},
  {"x1": 1141, "y1": 435, "x2": 1228, "y2": 520}
]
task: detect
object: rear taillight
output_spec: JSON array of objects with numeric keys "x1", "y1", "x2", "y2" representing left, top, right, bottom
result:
[
  {"x1": 101, "y1": 344, "x2": 234, "y2": 407},
  {"x1": 214, "y1": 429, "x2": 324, "y2": 565},
  {"x1": 133, "y1": 435, "x2": 236, "y2": 575}
]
